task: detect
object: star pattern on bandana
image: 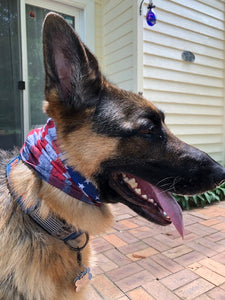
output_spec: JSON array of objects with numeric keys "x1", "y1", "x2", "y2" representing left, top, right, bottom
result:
[
  {"x1": 78, "y1": 183, "x2": 85, "y2": 190},
  {"x1": 84, "y1": 179, "x2": 91, "y2": 184}
]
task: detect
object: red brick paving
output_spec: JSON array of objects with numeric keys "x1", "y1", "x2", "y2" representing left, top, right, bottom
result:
[
  {"x1": 90, "y1": 201, "x2": 225, "y2": 299},
  {"x1": 127, "y1": 287, "x2": 154, "y2": 300}
]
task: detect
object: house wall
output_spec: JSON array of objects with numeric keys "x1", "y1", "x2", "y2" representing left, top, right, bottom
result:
[
  {"x1": 142, "y1": 0, "x2": 225, "y2": 163},
  {"x1": 100, "y1": 0, "x2": 135, "y2": 91},
  {"x1": 95, "y1": 0, "x2": 103, "y2": 66},
  {"x1": 95, "y1": 0, "x2": 225, "y2": 163}
]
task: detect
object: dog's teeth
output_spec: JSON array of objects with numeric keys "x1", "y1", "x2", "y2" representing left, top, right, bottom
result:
[
  {"x1": 123, "y1": 176, "x2": 129, "y2": 183},
  {"x1": 142, "y1": 195, "x2": 147, "y2": 199},
  {"x1": 135, "y1": 188, "x2": 141, "y2": 195},
  {"x1": 131, "y1": 182, "x2": 138, "y2": 188},
  {"x1": 148, "y1": 198, "x2": 154, "y2": 203},
  {"x1": 163, "y1": 211, "x2": 168, "y2": 216},
  {"x1": 123, "y1": 176, "x2": 139, "y2": 188},
  {"x1": 128, "y1": 178, "x2": 138, "y2": 187}
]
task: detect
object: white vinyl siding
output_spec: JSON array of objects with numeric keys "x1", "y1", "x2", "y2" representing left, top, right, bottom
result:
[
  {"x1": 95, "y1": 0, "x2": 103, "y2": 66},
  {"x1": 142, "y1": 0, "x2": 225, "y2": 163},
  {"x1": 101, "y1": 0, "x2": 135, "y2": 91},
  {"x1": 95, "y1": 0, "x2": 225, "y2": 163}
]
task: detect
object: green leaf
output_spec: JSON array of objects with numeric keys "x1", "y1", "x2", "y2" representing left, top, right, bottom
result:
[
  {"x1": 181, "y1": 198, "x2": 186, "y2": 210},
  {"x1": 215, "y1": 189, "x2": 222, "y2": 196},
  {"x1": 204, "y1": 192, "x2": 212, "y2": 204},
  {"x1": 192, "y1": 195, "x2": 199, "y2": 206},
  {"x1": 197, "y1": 195, "x2": 206, "y2": 207},
  {"x1": 208, "y1": 191, "x2": 220, "y2": 202},
  {"x1": 218, "y1": 187, "x2": 225, "y2": 196},
  {"x1": 184, "y1": 197, "x2": 190, "y2": 210}
]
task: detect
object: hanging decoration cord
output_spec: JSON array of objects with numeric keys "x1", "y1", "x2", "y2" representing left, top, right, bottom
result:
[
  {"x1": 139, "y1": 0, "x2": 145, "y2": 15},
  {"x1": 140, "y1": 0, "x2": 155, "y2": 15}
]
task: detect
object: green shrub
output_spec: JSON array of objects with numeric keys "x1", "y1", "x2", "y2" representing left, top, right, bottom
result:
[{"x1": 173, "y1": 182, "x2": 225, "y2": 210}]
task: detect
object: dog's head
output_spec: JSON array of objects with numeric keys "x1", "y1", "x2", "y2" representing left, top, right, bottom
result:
[{"x1": 42, "y1": 13, "x2": 225, "y2": 236}]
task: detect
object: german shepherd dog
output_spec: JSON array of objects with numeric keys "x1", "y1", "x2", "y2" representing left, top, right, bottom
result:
[{"x1": 1, "y1": 13, "x2": 225, "y2": 300}]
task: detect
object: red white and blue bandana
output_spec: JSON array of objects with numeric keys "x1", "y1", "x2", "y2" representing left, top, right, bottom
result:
[{"x1": 20, "y1": 119, "x2": 102, "y2": 206}]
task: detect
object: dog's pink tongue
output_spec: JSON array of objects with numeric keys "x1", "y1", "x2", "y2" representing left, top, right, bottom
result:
[{"x1": 151, "y1": 186, "x2": 184, "y2": 238}]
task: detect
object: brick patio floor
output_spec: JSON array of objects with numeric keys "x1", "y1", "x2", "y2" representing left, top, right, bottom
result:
[{"x1": 88, "y1": 201, "x2": 225, "y2": 300}]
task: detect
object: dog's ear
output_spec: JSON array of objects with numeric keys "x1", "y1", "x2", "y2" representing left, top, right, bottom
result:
[{"x1": 43, "y1": 13, "x2": 102, "y2": 110}]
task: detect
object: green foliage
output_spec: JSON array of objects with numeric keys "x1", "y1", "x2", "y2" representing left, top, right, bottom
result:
[{"x1": 173, "y1": 182, "x2": 225, "y2": 210}]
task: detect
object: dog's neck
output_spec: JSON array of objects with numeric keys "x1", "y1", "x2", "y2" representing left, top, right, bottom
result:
[{"x1": 6, "y1": 119, "x2": 104, "y2": 243}]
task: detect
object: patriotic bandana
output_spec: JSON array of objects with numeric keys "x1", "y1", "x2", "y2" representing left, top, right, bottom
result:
[{"x1": 20, "y1": 119, "x2": 102, "y2": 207}]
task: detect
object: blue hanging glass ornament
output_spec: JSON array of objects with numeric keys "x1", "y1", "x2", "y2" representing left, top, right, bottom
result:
[{"x1": 146, "y1": 3, "x2": 157, "y2": 26}]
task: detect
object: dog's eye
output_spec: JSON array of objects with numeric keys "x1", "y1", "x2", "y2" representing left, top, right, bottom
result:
[{"x1": 138, "y1": 125, "x2": 154, "y2": 135}]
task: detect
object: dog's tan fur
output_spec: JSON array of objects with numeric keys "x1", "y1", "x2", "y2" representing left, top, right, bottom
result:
[
  {"x1": 0, "y1": 152, "x2": 113, "y2": 299},
  {"x1": 60, "y1": 124, "x2": 119, "y2": 178}
]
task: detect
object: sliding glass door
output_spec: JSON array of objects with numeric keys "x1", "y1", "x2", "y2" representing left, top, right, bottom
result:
[{"x1": 0, "y1": 0, "x2": 23, "y2": 149}]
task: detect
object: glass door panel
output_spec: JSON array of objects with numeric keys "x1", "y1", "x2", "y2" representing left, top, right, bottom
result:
[
  {"x1": 25, "y1": 3, "x2": 78, "y2": 129},
  {"x1": 0, "y1": 0, "x2": 23, "y2": 149}
]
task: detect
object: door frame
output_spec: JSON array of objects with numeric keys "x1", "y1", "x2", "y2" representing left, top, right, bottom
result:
[{"x1": 20, "y1": 0, "x2": 95, "y2": 136}]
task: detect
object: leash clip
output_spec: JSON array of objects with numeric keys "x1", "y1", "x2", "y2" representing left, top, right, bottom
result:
[
  {"x1": 64, "y1": 232, "x2": 92, "y2": 292},
  {"x1": 74, "y1": 265, "x2": 92, "y2": 293}
]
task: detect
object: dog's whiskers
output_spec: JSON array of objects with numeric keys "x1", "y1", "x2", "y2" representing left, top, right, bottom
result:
[
  {"x1": 156, "y1": 177, "x2": 175, "y2": 188},
  {"x1": 157, "y1": 176, "x2": 182, "y2": 194}
]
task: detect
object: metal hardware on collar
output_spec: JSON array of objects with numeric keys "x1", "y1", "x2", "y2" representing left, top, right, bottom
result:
[
  {"x1": 74, "y1": 265, "x2": 93, "y2": 293},
  {"x1": 6, "y1": 156, "x2": 85, "y2": 243},
  {"x1": 74, "y1": 266, "x2": 92, "y2": 283},
  {"x1": 65, "y1": 232, "x2": 89, "y2": 251},
  {"x1": 74, "y1": 265, "x2": 92, "y2": 287},
  {"x1": 65, "y1": 232, "x2": 89, "y2": 267}
]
